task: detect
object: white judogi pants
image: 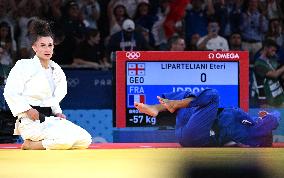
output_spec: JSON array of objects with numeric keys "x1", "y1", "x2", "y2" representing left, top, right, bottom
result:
[{"x1": 17, "y1": 117, "x2": 92, "y2": 150}]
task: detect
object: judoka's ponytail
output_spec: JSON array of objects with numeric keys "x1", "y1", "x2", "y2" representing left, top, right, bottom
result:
[{"x1": 30, "y1": 18, "x2": 54, "y2": 45}]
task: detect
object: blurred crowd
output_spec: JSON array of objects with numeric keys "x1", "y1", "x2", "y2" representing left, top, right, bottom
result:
[{"x1": 0, "y1": 0, "x2": 284, "y2": 107}]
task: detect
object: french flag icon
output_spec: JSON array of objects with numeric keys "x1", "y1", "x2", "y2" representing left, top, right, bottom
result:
[{"x1": 128, "y1": 94, "x2": 145, "y2": 107}]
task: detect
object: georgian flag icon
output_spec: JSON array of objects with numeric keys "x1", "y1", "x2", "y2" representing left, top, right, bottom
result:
[{"x1": 128, "y1": 63, "x2": 145, "y2": 76}]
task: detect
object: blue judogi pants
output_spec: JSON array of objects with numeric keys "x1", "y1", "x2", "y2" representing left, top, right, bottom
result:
[
  {"x1": 162, "y1": 89, "x2": 219, "y2": 147},
  {"x1": 162, "y1": 89, "x2": 280, "y2": 147}
]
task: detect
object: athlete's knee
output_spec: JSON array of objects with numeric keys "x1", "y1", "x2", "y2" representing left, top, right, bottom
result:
[
  {"x1": 79, "y1": 135, "x2": 92, "y2": 148},
  {"x1": 72, "y1": 132, "x2": 92, "y2": 149},
  {"x1": 72, "y1": 139, "x2": 92, "y2": 149},
  {"x1": 82, "y1": 130, "x2": 92, "y2": 144}
]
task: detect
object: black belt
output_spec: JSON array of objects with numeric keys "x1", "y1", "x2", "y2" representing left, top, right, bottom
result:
[{"x1": 31, "y1": 106, "x2": 53, "y2": 123}]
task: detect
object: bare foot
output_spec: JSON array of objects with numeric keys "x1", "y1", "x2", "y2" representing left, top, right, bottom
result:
[
  {"x1": 134, "y1": 102, "x2": 159, "y2": 117},
  {"x1": 21, "y1": 139, "x2": 45, "y2": 150},
  {"x1": 157, "y1": 96, "x2": 176, "y2": 113},
  {"x1": 21, "y1": 140, "x2": 31, "y2": 150}
]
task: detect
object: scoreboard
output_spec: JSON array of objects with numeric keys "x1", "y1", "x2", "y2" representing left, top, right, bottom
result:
[{"x1": 115, "y1": 51, "x2": 249, "y2": 128}]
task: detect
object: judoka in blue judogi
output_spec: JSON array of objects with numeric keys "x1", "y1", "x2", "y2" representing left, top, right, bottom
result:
[{"x1": 135, "y1": 89, "x2": 280, "y2": 147}]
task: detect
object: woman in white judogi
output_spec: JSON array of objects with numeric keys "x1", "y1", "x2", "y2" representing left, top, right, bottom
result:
[{"x1": 4, "y1": 19, "x2": 92, "y2": 150}]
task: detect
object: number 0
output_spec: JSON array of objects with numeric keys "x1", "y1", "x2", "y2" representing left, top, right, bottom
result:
[{"x1": 201, "y1": 73, "x2": 206, "y2": 82}]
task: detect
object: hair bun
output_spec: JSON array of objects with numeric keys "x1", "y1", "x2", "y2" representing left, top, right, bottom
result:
[
  {"x1": 30, "y1": 18, "x2": 53, "y2": 44},
  {"x1": 32, "y1": 19, "x2": 52, "y2": 36}
]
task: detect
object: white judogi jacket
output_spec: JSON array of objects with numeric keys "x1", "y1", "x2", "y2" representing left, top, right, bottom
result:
[{"x1": 4, "y1": 56, "x2": 67, "y2": 118}]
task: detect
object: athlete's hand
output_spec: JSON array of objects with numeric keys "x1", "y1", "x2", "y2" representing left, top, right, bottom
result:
[
  {"x1": 26, "y1": 108, "x2": 39, "y2": 121},
  {"x1": 55, "y1": 113, "x2": 67, "y2": 119}
]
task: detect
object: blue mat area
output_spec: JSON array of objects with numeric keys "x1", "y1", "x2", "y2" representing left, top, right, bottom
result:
[{"x1": 64, "y1": 109, "x2": 113, "y2": 142}]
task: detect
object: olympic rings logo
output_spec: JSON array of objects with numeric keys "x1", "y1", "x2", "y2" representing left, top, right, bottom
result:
[
  {"x1": 67, "y1": 78, "x2": 80, "y2": 87},
  {"x1": 126, "y1": 52, "x2": 141, "y2": 60}
]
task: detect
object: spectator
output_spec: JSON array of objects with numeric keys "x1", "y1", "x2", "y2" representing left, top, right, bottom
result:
[
  {"x1": 61, "y1": 0, "x2": 87, "y2": 44},
  {"x1": 136, "y1": 26, "x2": 151, "y2": 45},
  {"x1": 19, "y1": 18, "x2": 36, "y2": 59},
  {"x1": 196, "y1": 19, "x2": 229, "y2": 51},
  {"x1": 107, "y1": 19, "x2": 151, "y2": 54},
  {"x1": 254, "y1": 39, "x2": 284, "y2": 107},
  {"x1": 73, "y1": 29, "x2": 111, "y2": 69},
  {"x1": 0, "y1": 0, "x2": 17, "y2": 39},
  {"x1": 114, "y1": 0, "x2": 140, "y2": 18},
  {"x1": 240, "y1": 0, "x2": 268, "y2": 62},
  {"x1": 213, "y1": 0, "x2": 243, "y2": 38},
  {"x1": 163, "y1": 0, "x2": 190, "y2": 39},
  {"x1": 168, "y1": 35, "x2": 186, "y2": 51},
  {"x1": 184, "y1": 0, "x2": 214, "y2": 46},
  {"x1": 94, "y1": 0, "x2": 109, "y2": 39},
  {"x1": 16, "y1": 0, "x2": 45, "y2": 41},
  {"x1": 79, "y1": 0, "x2": 101, "y2": 30},
  {"x1": 0, "y1": 47, "x2": 11, "y2": 66},
  {"x1": 0, "y1": 21, "x2": 16, "y2": 65},
  {"x1": 107, "y1": 1, "x2": 129, "y2": 36},
  {"x1": 0, "y1": 50, "x2": 12, "y2": 115},
  {"x1": 51, "y1": 25, "x2": 77, "y2": 65},
  {"x1": 44, "y1": 0, "x2": 65, "y2": 25},
  {"x1": 151, "y1": 0, "x2": 171, "y2": 50},
  {"x1": 133, "y1": 0, "x2": 158, "y2": 47},
  {"x1": 229, "y1": 32, "x2": 243, "y2": 51},
  {"x1": 15, "y1": 0, "x2": 44, "y2": 19},
  {"x1": 186, "y1": 33, "x2": 200, "y2": 51},
  {"x1": 260, "y1": 0, "x2": 283, "y2": 20},
  {"x1": 266, "y1": 18, "x2": 284, "y2": 48}
]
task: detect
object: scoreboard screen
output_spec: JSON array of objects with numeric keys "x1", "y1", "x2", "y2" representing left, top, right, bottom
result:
[{"x1": 115, "y1": 51, "x2": 249, "y2": 128}]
